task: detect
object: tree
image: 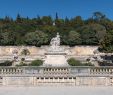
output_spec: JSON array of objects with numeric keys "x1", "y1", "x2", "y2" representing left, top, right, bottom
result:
[
  {"x1": 41, "y1": 16, "x2": 53, "y2": 25},
  {"x1": 99, "y1": 31, "x2": 113, "y2": 53},
  {"x1": 80, "y1": 26, "x2": 98, "y2": 45},
  {"x1": 64, "y1": 17, "x2": 71, "y2": 26},
  {"x1": 82, "y1": 24, "x2": 106, "y2": 42},
  {"x1": 0, "y1": 12, "x2": 112, "y2": 47},
  {"x1": 66, "y1": 31, "x2": 82, "y2": 46},
  {"x1": 25, "y1": 30, "x2": 49, "y2": 46},
  {"x1": 55, "y1": 19, "x2": 64, "y2": 27},
  {"x1": 93, "y1": 24, "x2": 106, "y2": 41},
  {"x1": 70, "y1": 16, "x2": 84, "y2": 28},
  {"x1": 0, "y1": 31, "x2": 16, "y2": 45},
  {"x1": 4, "y1": 16, "x2": 12, "y2": 23},
  {"x1": 93, "y1": 12, "x2": 106, "y2": 21},
  {"x1": 36, "y1": 15, "x2": 42, "y2": 25},
  {"x1": 79, "y1": 23, "x2": 107, "y2": 45},
  {"x1": 55, "y1": 12, "x2": 58, "y2": 20},
  {"x1": 16, "y1": 14, "x2": 22, "y2": 23}
]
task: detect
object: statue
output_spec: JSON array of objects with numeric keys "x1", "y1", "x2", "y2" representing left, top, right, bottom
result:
[
  {"x1": 50, "y1": 32, "x2": 60, "y2": 46},
  {"x1": 49, "y1": 33, "x2": 61, "y2": 51},
  {"x1": 44, "y1": 32, "x2": 67, "y2": 66}
]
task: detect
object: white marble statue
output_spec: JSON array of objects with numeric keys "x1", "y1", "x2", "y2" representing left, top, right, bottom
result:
[
  {"x1": 50, "y1": 32, "x2": 60, "y2": 46},
  {"x1": 50, "y1": 32, "x2": 62, "y2": 51},
  {"x1": 47, "y1": 32, "x2": 65, "y2": 52},
  {"x1": 44, "y1": 32, "x2": 67, "y2": 66}
]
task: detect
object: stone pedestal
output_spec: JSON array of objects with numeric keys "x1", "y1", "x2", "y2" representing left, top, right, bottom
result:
[
  {"x1": 43, "y1": 33, "x2": 68, "y2": 66},
  {"x1": 44, "y1": 52, "x2": 68, "y2": 66}
]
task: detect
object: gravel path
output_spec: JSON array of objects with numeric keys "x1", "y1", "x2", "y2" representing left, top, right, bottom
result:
[{"x1": 0, "y1": 86, "x2": 113, "y2": 95}]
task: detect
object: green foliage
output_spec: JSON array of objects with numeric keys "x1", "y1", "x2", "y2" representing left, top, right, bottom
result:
[
  {"x1": 98, "y1": 61, "x2": 113, "y2": 66},
  {"x1": 67, "y1": 58, "x2": 93, "y2": 66},
  {"x1": 0, "y1": 61, "x2": 13, "y2": 66},
  {"x1": 93, "y1": 12, "x2": 106, "y2": 21},
  {"x1": 99, "y1": 32, "x2": 113, "y2": 53},
  {"x1": 67, "y1": 58, "x2": 82, "y2": 66},
  {"x1": 29, "y1": 59, "x2": 43, "y2": 66},
  {"x1": 83, "y1": 62, "x2": 94, "y2": 66},
  {"x1": 16, "y1": 59, "x2": 43, "y2": 66},
  {"x1": 25, "y1": 30, "x2": 49, "y2": 46},
  {"x1": 41, "y1": 16, "x2": 53, "y2": 25},
  {"x1": 0, "y1": 12, "x2": 112, "y2": 53},
  {"x1": 70, "y1": 16, "x2": 84, "y2": 28},
  {"x1": 16, "y1": 62, "x2": 28, "y2": 66},
  {"x1": 64, "y1": 30, "x2": 82, "y2": 46}
]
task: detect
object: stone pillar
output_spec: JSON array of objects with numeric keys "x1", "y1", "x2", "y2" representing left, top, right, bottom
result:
[
  {"x1": 2, "y1": 77, "x2": 7, "y2": 86},
  {"x1": 76, "y1": 77, "x2": 80, "y2": 86}
]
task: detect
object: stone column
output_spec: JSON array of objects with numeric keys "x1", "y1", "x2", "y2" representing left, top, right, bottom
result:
[{"x1": 76, "y1": 77, "x2": 80, "y2": 86}]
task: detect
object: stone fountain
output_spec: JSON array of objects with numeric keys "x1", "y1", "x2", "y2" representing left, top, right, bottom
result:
[{"x1": 43, "y1": 33, "x2": 68, "y2": 66}]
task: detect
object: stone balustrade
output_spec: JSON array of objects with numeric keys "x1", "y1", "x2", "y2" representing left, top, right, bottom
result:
[
  {"x1": 0, "y1": 66, "x2": 113, "y2": 76},
  {"x1": 0, "y1": 66, "x2": 113, "y2": 86}
]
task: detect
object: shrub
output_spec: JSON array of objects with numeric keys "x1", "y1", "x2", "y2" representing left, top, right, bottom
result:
[
  {"x1": 68, "y1": 58, "x2": 93, "y2": 66},
  {"x1": 0, "y1": 60, "x2": 13, "y2": 66},
  {"x1": 29, "y1": 59, "x2": 43, "y2": 66},
  {"x1": 67, "y1": 58, "x2": 82, "y2": 66},
  {"x1": 98, "y1": 61, "x2": 113, "y2": 66},
  {"x1": 21, "y1": 49, "x2": 30, "y2": 56},
  {"x1": 17, "y1": 62, "x2": 28, "y2": 66},
  {"x1": 21, "y1": 58, "x2": 25, "y2": 61},
  {"x1": 83, "y1": 62, "x2": 94, "y2": 66}
]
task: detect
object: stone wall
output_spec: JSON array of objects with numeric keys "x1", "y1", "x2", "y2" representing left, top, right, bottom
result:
[
  {"x1": 0, "y1": 66, "x2": 113, "y2": 86},
  {"x1": 0, "y1": 46, "x2": 45, "y2": 56},
  {"x1": 2, "y1": 76, "x2": 111, "y2": 86},
  {"x1": 0, "y1": 45, "x2": 98, "y2": 56},
  {"x1": 0, "y1": 46, "x2": 99, "y2": 62},
  {"x1": 70, "y1": 46, "x2": 98, "y2": 56}
]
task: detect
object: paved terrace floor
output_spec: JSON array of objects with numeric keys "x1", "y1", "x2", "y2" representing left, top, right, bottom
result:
[{"x1": 0, "y1": 86, "x2": 113, "y2": 95}]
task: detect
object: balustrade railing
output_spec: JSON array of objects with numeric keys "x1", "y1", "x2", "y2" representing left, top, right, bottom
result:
[{"x1": 0, "y1": 66, "x2": 113, "y2": 76}]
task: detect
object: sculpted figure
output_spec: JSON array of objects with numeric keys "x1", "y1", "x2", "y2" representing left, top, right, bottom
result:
[
  {"x1": 50, "y1": 32, "x2": 61, "y2": 51},
  {"x1": 50, "y1": 32, "x2": 60, "y2": 46}
]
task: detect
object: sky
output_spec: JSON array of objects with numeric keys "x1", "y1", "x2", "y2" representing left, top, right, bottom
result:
[{"x1": 0, "y1": 0, "x2": 113, "y2": 19}]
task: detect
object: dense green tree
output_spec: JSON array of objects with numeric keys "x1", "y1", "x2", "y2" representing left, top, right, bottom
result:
[
  {"x1": 64, "y1": 17, "x2": 70, "y2": 26},
  {"x1": 41, "y1": 16, "x2": 53, "y2": 25},
  {"x1": 16, "y1": 14, "x2": 22, "y2": 23},
  {"x1": 0, "y1": 31, "x2": 16, "y2": 45},
  {"x1": 80, "y1": 26, "x2": 98, "y2": 45},
  {"x1": 93, "y1": 12, "x2": 106, "y2": 21},
  {"x1": 66, "y1": 31, "x2": 82, "y2": 46},
  {"x1": 55, "y1": 19, "x2": 64, "y2": 27},
  {"x1": 55, "y1": 12, "x2": 59, "y2": 20},
  {"x1": 25, "y1": 30, "x2": 49, "y2": 46},
  {"x1": 0, "y1": 12, "x2": 112, "y2": 53},
  {"x1": 4, "y1": 16, "x2": 12, "y2": 23},
  {"x1": 70, "y1": 16, "x2": 84, "y2": 28},
  {"x1": 99, "y1": 30, "x2": 113, "y2": 53}
]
